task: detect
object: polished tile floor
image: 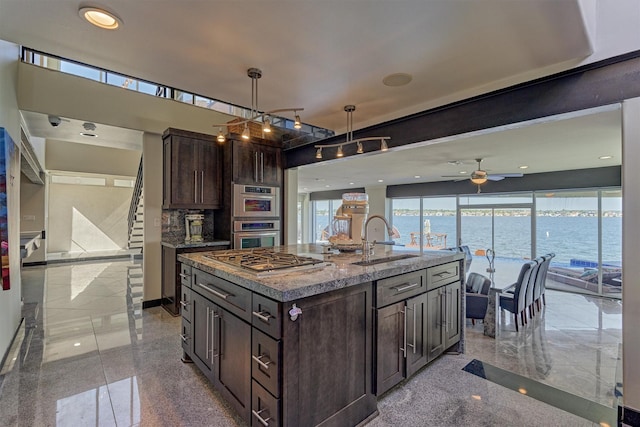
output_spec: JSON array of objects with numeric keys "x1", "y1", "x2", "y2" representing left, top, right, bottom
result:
[{"x1": 0, "y1": 259, "x2": 619, "y2": 426}]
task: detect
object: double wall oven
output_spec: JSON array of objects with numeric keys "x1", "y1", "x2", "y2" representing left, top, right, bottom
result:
[{"x1": 232, "y1": 184, "x2": 281, "y2": 249}]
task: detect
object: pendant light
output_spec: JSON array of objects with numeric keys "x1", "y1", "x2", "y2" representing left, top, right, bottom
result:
[
  {"x1": 313, "y1": 105, "x2": 390, "y2": 159},
  {"x1": 212, "y1": 68, "x2": 304, "y2": 140}
]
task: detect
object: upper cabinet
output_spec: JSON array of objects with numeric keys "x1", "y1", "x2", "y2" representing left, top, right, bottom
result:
[
  {"x1": 232, "y1": 140, "x2": 282, "y2": 186},
  {"x1": 163, "y1": 128, "x2": 222, "y2": 209}
]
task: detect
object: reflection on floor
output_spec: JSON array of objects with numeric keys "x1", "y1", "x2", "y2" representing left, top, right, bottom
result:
[{"x1": 0, "y1": 260, "x2": 617, "y2": 426}]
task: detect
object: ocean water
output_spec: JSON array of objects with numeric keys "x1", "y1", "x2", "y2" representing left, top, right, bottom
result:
[{"x1": 390, "y1": 215, "x2": 622, "y2": 265}]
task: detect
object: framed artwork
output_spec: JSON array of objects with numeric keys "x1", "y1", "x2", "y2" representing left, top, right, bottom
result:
[{"x1": 0, "y1": 127, "x2": 16, "y2": 291}]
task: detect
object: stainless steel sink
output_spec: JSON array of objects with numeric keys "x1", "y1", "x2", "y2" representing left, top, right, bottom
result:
[{"x1": 351, "y1": 254, "x2": 419, "y2": 266}]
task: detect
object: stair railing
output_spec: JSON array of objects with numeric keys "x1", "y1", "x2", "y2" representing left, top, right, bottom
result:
[{"x1": 128, "y1": 156, "x2": 144, "y2": 235}]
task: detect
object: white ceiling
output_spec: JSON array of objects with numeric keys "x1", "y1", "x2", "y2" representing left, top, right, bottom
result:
[{"x1": 2, "y1": 0, "x2": 621, "y2": 192}]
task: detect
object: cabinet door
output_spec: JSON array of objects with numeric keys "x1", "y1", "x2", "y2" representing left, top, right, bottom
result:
[
  {"x1": 405, "y1": 292, "x2": 428, "y2": 378},
  {"x1": 192, "y1": 292, "x2": 214, "y2": 376},
  {"x1": 198, "y1": 139, "x2": 221, "y2": 208},
  {"x1": 168, "y1": 136, "x2": 198, "y2": 206},
  {"x1": 282, "y1": 284, "x2": 376, "y2": 427},
  {"x1": 215, "y1": 307, "x2": 251, "y2": 421},
  {"x1": 444, "y1": 282, "x2": 461, "y2": 349},
  {"x1": 257, "y1": 144, "x2": 282, "y2": 186},
  {"x1": 426, "y1": 288, "x2": 445, "y2": 362},
  {"x1": 161, "y1": 246, "x2": 178, "y2": 315},
  {"x1": 376, "y1": 301, "x2": 405, "y2": 396},
  {"x1": 232, "y1": 141, "x2": 258, "y2": 184}
]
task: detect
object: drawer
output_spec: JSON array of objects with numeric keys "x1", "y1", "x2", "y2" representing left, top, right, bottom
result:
[
  {"x1": 376, "y1": 270, "x2": 426, "y2": 308},
  {"x1": 180, "y1": 317, "x2": 192, "y2": 356},
  {"x1": 180, "y1": 286, "x2": 193, "y2": 323},
  {"x1": 192, "y1": 269, "x2": 252, "y2": 322},
  {"x1": 252, "y1": 329, "x2": 281, "y2": 397},
  {"x1": 180, "y1": 264, "x2": 192, "y2": 288},
  {"x1": 252, "y1": 294, "x2": 282, "y2": 339},
  {"x1": 427, "y1": 261, "x2": 461, "y2": 291},
  {"x1": 252, "y1": 380, "x2": 280, "y2": 427}
]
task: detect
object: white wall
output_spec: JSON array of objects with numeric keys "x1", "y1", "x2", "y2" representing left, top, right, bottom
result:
[
  {"x1": 46, "y1": 140, "x2": 141, "y2": 177},
  {"x1": 46, "y1": 176, "x2": 133, "y2": 254},
  {"x1": 20, "y1": 173, "x2": 46, "y2": 262},
  {"x1": 0, "y1": 39, "x2": 22, "y2": 363},
  {"x1": 142, "y1": 132, "x2": 162, "y2": 302},
  {"x1": 622, "y1": 97, "x2": 640, "y2": 412}
]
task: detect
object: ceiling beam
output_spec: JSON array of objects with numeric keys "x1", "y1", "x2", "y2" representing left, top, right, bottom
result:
[{"x1": 285, "y1": 50, "x2": 640, "y2": 169}]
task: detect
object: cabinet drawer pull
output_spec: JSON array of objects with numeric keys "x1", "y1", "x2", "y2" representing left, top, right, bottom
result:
[
  {"x1": 392, "y1": 282, "x2": 419, "y2": 293},
  {"x1": 205, "y1": 306, "x2": 210, "y2": 359},
  {"x1": 400, "y1": 308, "x2": 407, "y2": 356},
  {"x1": 179, "y1": 300, "x2": 189, "y2": 308},
  {"x1": 252, "y1": 354, "x2": 272, "y2": 370},
  {"x1": 200, "y1": 170, "x2": 204, "y2": 202},
  {"x1": 252, "y1": 409, "x2": 272, "y2": 426},
  {"x1": 434, "y1": 270, "x2": 454, "y2": 278},
  {"x1": 197, "y1": 283, "x2": 233, "y2": 300},
  {"x1": 179, "y1": 273, "x2": 191, "y2": 279},
  {"x1": 180, "y1": 334, "x2": 189, "y2": 343},
  {"x1": 194, "y1": 171, "x2": 198, "y2": 203},
  {"x1": 252, "y1": 310, "x2": 273, "y2": 323}
]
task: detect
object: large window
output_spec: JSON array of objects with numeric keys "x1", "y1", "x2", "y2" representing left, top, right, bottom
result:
[
  {"x1": 311, "y1": 199, "x2": 341, "y2": 243},
  {"x1": 391, "y1": 197, "x2": 457, "y2": 250}
]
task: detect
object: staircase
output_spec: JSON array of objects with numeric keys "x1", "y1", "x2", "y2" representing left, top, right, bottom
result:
[{"x1": 127, "y1": 157, "x2": 144, "y2": 255}]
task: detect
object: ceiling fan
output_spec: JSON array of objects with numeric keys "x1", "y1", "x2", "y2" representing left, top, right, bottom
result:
[{"x1": 442, "y1": 158, "x2": 523, "y2": 193}]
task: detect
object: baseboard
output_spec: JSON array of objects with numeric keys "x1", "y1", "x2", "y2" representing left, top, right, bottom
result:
[
  {"x1": 621, "y1": 405, "x2": 640, "y2": 426},
  {"x1": 142, "y1": 299, "x2": 161, "y2": 309},
  {"x1": 22, "y1": 261, "x2": 47, "y2": 267},
  {"x1": 0, "y1": 318, "x2": 25, "y2": 374}
]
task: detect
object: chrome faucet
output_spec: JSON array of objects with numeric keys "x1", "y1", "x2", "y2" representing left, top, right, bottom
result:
[{"x1": 362, "y1": 214, "x2": 395, "y2": 260}]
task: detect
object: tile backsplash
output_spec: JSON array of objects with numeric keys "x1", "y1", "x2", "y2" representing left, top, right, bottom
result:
[{"x1": 162, "y1": 209, "x2": 214, "y2": 242}]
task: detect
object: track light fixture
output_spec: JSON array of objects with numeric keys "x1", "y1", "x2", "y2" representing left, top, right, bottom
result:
[
  {"x1": 217, "y1": 128, "x2": 226, "y2": 143},
  {"x1": 212, "y1": 68, "x2": 303, "y2": 140},
  {"x1": 313, "y1": 105, "x2": 391, "y2": 160}
]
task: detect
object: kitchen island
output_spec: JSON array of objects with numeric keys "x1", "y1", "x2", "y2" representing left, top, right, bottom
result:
[{"x1": 178, "y1": 245, "x2": 464, "y2": 427}]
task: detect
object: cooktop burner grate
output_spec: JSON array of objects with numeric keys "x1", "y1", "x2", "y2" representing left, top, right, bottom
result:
[{"x1": 204, "y1": 248, "x2": 324, "y2": 273}]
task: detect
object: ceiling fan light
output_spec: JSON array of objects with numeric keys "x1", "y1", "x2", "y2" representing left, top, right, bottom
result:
[
  {"x1": 294, "y1": 114, "x2": 302, "y2": 129},
  {"x1": 470, "y1": 177, "x2": 488, "y2": 185}
]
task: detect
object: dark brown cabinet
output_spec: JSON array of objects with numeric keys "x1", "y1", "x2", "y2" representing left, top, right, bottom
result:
[
  {"x1": 375, "y1": 291, "x2": 429, "y2": 396},
  {"x1": 163, "y1": 128, "x2": 222, "y2": 209},
  {"x1": 232, "y1": 140, "x2": 282, "y2": 186},
  {"x1": 161, "y1": 244, "x2": 228, "y2": 316},
  {"x1": 375, "y1": 262, "x2": 462, "y2": 396},
  {"x1": 191, "y1": 287, "x2": 252, "y2": 420},
  {"x1": 426, "y1": 281, "x2": 461, "y2": 362},
  {"x1": 184, "y1": 263, "x2": 376, "y2": 427}
]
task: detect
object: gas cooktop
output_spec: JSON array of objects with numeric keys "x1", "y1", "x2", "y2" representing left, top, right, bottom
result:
[{"x1": 204, "y1": 248, "x2": 324, "y2": 276}]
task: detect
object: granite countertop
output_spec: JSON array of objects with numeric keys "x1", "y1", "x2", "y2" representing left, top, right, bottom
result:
[
  {"x1": 178, "y1": 244, "x2": 463, "y2": 302},
  {"x1": 161, "y1": 238, "x2": 231, "y2": 249}
]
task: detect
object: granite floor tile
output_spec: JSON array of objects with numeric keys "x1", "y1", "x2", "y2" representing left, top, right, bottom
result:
[{"x1": 0, "y1": 260, "x2": 621, "y2": 427}]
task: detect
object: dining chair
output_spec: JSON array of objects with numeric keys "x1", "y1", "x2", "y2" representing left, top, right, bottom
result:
[
  {"x1": 466, "y1": 272, "x2": 492, "y2": 325},
  {"x1": 499, "y1": 261, "x2": 536, "y2": 332}
]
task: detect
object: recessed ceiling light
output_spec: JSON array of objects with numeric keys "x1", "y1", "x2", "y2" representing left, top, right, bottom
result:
[
  {"x1": 74, "y1": 342, "x2": 81, "y2": 347},
  {"x1": 377, "y1": 179, "x2": 384, "y2": 183},
  {"x1": 79, "y1": 6, "x2": 122, "y2": 30},
  {"x1": 599, "y1": 155, "x2": 613, "y2": 160},
  {"x1": 325, "y1": 185, "x2": 330, "y2": 188},
  {"x1": 382, "y1": 73, "x2": 412, "y2": 87},
  {"x1": 519, "y1": 165, "x2": 529, "y2": 169},
  {"x1": 414, "y1": 175, "x2": 421, "y2": 179},
  {"x1": 459, "y1": 171, "x2": 467, "y2": 174},
  {"x1": 80, "y1": 132, "x2": 98, "y2": 137},
  {"x1": 349, "y1": 182, "x2": 355, "y2": 185}
]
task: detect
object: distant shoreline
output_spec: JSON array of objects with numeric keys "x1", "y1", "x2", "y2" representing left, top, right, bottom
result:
[{"x1": 315, "y1": 209, "x2": 622, "y2": 218}]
